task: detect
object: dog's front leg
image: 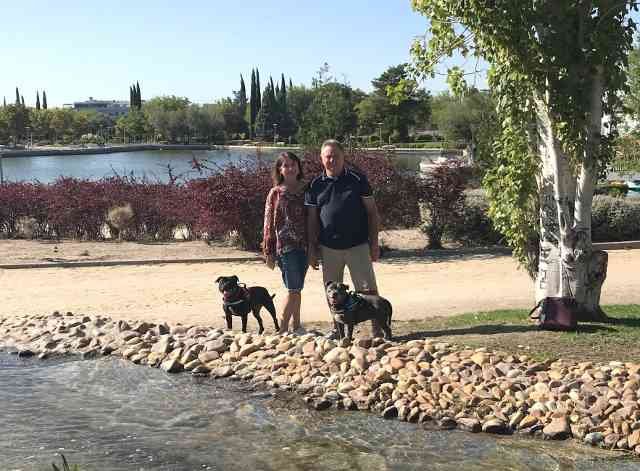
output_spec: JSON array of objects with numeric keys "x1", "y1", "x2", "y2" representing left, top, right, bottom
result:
[
  {"x1": 346, "y1": 322, "x2": 355, "y2": 340},
  {"x1": 224, "y1": 307, "x2": 233, "y2": 331},
  {"x1": 241, "y1": 315, "x2": 248, "y2": 333}
]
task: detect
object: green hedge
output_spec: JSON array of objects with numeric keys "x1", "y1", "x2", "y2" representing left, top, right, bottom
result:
[
  {"x1": 445, "y1": 190, "x2": 504, "y2": 246},
  {"x1": 444, "y1": 192, "x2": 640, "y2": 246},
  {"x1": 592, "y1": 195, "x2": 640, "y2": 242}
]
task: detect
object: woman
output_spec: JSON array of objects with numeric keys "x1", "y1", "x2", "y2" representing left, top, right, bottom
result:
[{"x1": 262, "y1": 152, "x2": 308, "y2": 334}]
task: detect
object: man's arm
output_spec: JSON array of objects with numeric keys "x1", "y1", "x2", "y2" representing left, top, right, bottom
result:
[
  {"x1": 362, "y1": 197, "x2": 380, "y2": 262},
  {"x1": 307, "y1": 206, "x2": 320, "y2": 269}
]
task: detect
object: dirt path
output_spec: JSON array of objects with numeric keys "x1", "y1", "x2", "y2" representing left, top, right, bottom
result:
[{"x1": 2, "y1": 245, "x2": 639, "y2": 330}]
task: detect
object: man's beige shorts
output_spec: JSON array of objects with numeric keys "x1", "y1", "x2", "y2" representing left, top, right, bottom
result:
[{"x1": 320, "y1": 243, "x2": 378, "y2": 293}]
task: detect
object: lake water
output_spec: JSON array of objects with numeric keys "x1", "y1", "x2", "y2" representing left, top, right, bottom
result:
[
  {"x1": 0, "y1": 149, "x2": 430, "y2": 184},
  {"x1": 2, "y1": 353, "x2": 639, "y2": 471}
]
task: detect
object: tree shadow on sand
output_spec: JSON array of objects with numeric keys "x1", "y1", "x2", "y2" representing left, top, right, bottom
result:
[
  {"x1": 393, "y1": 322, "x2": 616, "y2": 342},
  {"x1": 379, "y1": 247, "x2": 513, "y2": 266}
]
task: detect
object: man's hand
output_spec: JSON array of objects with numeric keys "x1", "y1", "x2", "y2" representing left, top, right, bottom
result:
[
  {"x1": 265, "y1": 254, "x2": 276, "y2": 270},
  {"x1": 370, "y1": 241, "x2": 380, "y2": 262},
  {"x1": 308, "y1": 247, "x2": 319, "y2": 270}
]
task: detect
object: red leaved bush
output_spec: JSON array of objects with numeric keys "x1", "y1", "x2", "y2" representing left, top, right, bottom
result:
[
  {"x1": 0, "y1": 182, "x2": 49, "y2": 237},
  {"x1": 419, "y1": 161, "x2": 467, "y2": 249},
  {"x1": 187, "y1": 163, "x2": 273, "y2": 250},
  {"x1": 0, "y1": 152, "x2": 432, "y2": 248}
]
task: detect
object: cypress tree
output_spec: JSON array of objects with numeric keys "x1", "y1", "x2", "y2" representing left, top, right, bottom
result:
[
  {"x1": 256, "y1": 69, "x2": 261, "y2": 112},
  {"x1": 239, "y1": 74, "x2": 247, "y2": 116},
  {"x1": 36, "y1": 91, "x2": 41, "y2": 110},
  {"x1": 21, "y1": 96, "x2": 25, "y2": 107},
  {"x1": 42, "y1": 91, "x2": 47, "y2": 109},
  {"x1": 280, "y1": 74, "x2": 287, "y2": 110},
  {"x1": 250, "y1": 69, "x2": 257, "y2": 137},
  {"x1": 15, "y1": 87, "x2": 20, "y2": 106},
  {"x1": 129, "y1": 86, "x2": 134, "y2": 108},
  {"x1": 136, "y1": 81, "x2": 142, "y2": 108},
  {"x1": 289, "y1": 78, "x2": 293, "y2": 89},
  {"x1": 3, "y1": 97, "x2": 6, "y2": 108}
]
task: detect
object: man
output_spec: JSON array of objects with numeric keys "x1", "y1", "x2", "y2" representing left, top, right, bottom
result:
[{"x1": 305, "y1": 139, "x2": 383, "y2": 338}]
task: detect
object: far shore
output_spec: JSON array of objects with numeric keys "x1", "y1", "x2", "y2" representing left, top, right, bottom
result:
[{"x1": 0, "y1": 143, "x2": 449, "y2": 158}]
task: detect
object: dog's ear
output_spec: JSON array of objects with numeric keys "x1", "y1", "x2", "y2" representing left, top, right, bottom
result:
[
  {"x1": 214, "y1": 276, "x2": 223, "y2": 283},
  {"x1": 340, "y1": 283, "x2": 350, "y2": 291},
  {"x1": 325, "y1": 280, "x2": 334, "y2": 288},
  {"x1": 231, "y1": 275, "x2": 239, "y2": 283}
]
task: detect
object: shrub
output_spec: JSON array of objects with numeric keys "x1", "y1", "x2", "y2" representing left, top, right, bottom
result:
[
  {"x1": 0, "y1": 182, "x2": 49, "y2": 237},
  {"x1": 591, "y1": 195, "x2": 640, "y2": 242},
  {"x1": 106, "y1": 203, "x2": 134, "y2": 240},
  {"x1": 446, "y1": 190, "x2": 504, "y2": 246},
  {"x1": 419, "y1": 161, "x2": 467, "y2": 249}
]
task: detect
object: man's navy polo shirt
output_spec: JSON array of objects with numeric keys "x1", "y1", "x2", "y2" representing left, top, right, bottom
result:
[{"x1": 304, "y1": 168, "x2": 373, "y2": 250}]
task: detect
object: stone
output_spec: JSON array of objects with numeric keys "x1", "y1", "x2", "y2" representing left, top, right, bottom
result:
[
  {"x1": 457, "y1": 417, "x2": 481, "y2": 433},
  {"x1": 542, "y1": 415, "x2": 571, "y2": 440},
  {"x1": 382, "y1": 406, "x2": 398, "y2": 419},
  {"x1": 482, "y1": 419, "x2": 507, "y2": 434},
  {"x1": 160, "y1": 358, "x2": 183, "y2": 374}
]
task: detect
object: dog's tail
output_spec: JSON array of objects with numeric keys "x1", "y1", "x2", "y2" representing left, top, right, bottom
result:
[{"x1": 271, "y1": 293, "x2": 276, "y2": 299}]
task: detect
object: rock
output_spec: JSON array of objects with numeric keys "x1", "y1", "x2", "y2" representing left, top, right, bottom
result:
[
  {"x1": 314, "y1": 399, "x2": 333, "y2": 411},
  {"x1": 323, "y1": 347, "x2": 349, "y2": 364},
  {"x1": 543, "y1": 415, "x2": 571, "y2": 440},
  {"x1": 629, "y1": 430, "x2": 640, "y2": 448},
  {"x1": 160, "y1": 358, "x2": 183, "y2": 374},
  {"x1": 212, "y1": 366, "x2": 234, "y2": 378},
  {"x1": 482, "y1": 419, "x2": 507, "y2": 434},
  {"x1": 198, "y1": 351, "x2": 220, "y2": 363},
  {"x1": 583, "y1": 432, "x2": 605, "y2": 446},
  {"x1": 382, "y1": 406, "x2": 398, "y2": 419},
  {"x1": 17, "y1": 349, "x2": 34, "y2": 358},
  {"x1": 437, "y1": 417, "x2": 457, "y2": 430},
  {"x1": 471, "y1": 352, "x2": 489, "y2": 366},
  {"x1": 457, "y1": 417, "x2": 482, "y2": 433}
]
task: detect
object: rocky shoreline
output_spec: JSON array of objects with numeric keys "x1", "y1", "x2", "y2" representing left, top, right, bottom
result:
[{"x1": 2, "y1": 312, "x2": 640, "y2": 457}]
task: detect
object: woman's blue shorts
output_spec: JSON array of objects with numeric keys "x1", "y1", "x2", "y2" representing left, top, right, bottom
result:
[{"x1": 277, "y1": 249, "x2": 308, "y2": 292}]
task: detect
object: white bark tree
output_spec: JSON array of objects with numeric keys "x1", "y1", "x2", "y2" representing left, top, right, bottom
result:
[{"x1": 409, "y1": 0, "x2": 635, "y2": 321}]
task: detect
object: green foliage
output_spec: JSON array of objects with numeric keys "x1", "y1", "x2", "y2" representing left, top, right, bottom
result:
[
  {"x1": 358, "y1": 63, "x2": 430, "y2": 142},
  {"x1": 116, "y1": 109, "x2": 151, "y2": 141},
  {"x1": 431, "y1": 89, "x2": 498, "y2": 169},
  {"x1": 298, "y1": 82, "x2": 359, "y2": 148},
  {"x1": 409, "y1": 0, "x2": 636, "y2": 276},
  {"x1": 445, "y1": 190, "x2": 504, "y2": 246},
  {"x1": 591, "y1": 195, "x2": 640, "y2": 242},
  {"x1": 624, "y1": 44, "x2": 640, "y2": 123},
  {"x1": 51, "y1": 453, "x2": 82, "y2": 471}
]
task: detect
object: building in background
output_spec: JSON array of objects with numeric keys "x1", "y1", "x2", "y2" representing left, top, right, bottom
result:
[{"x1": 63, "y1": 97, "x2": 129, "y2": 117}]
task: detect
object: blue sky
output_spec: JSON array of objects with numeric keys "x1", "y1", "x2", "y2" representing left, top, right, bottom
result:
[{"x1": 0, "y1": 0, "x2": 483, "y2": 108}]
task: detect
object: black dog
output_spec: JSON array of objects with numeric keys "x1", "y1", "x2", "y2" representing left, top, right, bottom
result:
[
  {"x1": 215, "y1": 276, "x2": 279, "y2": 334},
  {"x1": 325, "y1": 281, "x2": 393, "y2": 340}
]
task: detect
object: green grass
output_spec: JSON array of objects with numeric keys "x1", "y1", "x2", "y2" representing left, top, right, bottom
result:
[{"x1": 389, "y1": 304, "x2": 640, "y2": 362}]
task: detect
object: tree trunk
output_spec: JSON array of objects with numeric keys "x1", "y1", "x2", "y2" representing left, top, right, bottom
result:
[{"x1": 533, "y1": 77, "x2": 610, "y2": 323}]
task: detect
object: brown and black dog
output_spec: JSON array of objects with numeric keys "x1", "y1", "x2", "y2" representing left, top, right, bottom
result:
[
  {"x1": 325, "y1": 281, "x2": 393, "y2": 340},
  {"x1": 215, "y1": 275, "x2": 279, "y2": 334}
]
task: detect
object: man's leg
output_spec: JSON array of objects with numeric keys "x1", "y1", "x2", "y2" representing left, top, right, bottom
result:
[
  {"x1": 345, "y1": 243, "x2": 383, "y2": 337},
  {"x1": 320, "y1": 245, "x2": 346, "y2": 337}
]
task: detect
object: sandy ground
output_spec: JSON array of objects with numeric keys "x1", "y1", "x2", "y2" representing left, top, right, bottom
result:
[{"x1": 2, "y1": 236, "x2": 639, "y2": 330}]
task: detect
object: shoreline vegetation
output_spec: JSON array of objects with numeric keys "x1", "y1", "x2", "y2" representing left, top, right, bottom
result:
[
  {"x1": 0, "y1": 143, "x2": 447, "y2": 159},
  {"x1": 3, "y1": 308, "x2": 640, "y2": 460}
]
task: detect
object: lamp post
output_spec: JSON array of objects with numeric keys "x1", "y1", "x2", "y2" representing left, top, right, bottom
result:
[
  {"x1": 377, "y1": 122, "x2": 383, "y2": 148},
  {"x1": 0, "y1": 152, "x2": 4, "y2": 184},
  {"x1": 273, "y1": 123, "x2": 278, "y2": 145}
]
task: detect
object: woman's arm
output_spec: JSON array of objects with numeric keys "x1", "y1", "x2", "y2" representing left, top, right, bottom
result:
[{"x1": 262, "y1": 189, "x2": 277, "y2": 265}]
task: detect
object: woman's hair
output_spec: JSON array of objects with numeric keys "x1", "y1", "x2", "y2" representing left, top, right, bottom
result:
[{"x1": 271, "y1": 151, "x2": 304, "y2": 185}]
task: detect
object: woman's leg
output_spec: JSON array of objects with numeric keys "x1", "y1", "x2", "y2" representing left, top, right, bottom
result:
[
  {"x1": 290, "y1": 292, "x2": 302, "y2": 330},
  {"x1": 278, "y1": 295, "x2": 294, "y2": 334}
]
